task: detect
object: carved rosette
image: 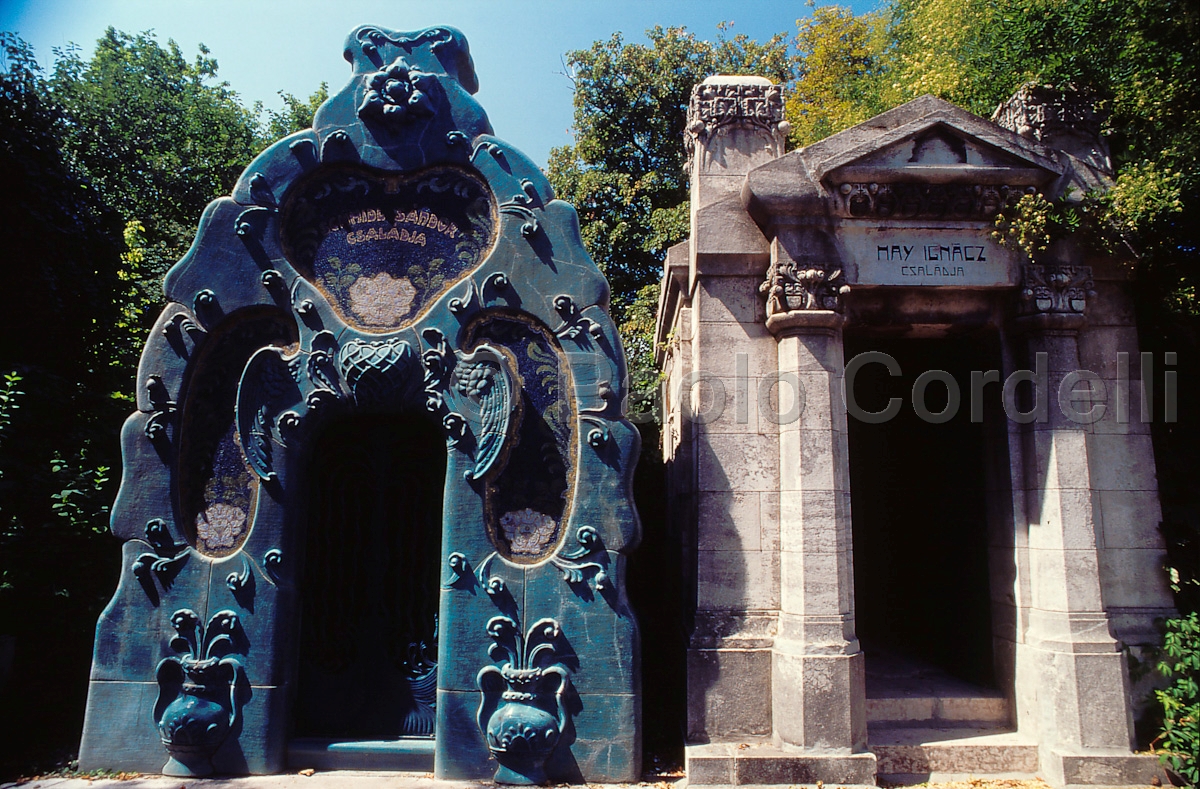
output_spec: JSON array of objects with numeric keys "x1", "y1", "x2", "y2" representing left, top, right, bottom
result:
[
  {"x1": 685, "y1": 80, "x2": 788, "y2": 161},
  {"x1": 760, "y1": 259, "x2": 849, "y2": 315},
  {"x1": 358, "y1": 56, "x2": 436, "y2": 125},
  {"x1": 1020, "y1": 264, "x2": 1095, "y2": 315}
]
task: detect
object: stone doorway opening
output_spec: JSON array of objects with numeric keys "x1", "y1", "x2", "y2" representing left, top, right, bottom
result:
[
  {"x1": 290, "y1": 412, "x2": 446, "y2": 768},
  {"x1": 844, "y1": 332, "x2": 1014, "y2": 730}
]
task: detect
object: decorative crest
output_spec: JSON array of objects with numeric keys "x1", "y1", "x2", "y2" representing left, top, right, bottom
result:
[{"x1": 1020, "y1": 264, "x2": 1095, "y2": 315}]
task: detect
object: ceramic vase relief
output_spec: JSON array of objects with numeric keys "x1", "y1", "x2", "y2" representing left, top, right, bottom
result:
[
  {"x1": 154, "y1": 610, "x2": 248, "y2": 776},
  {"x1": 477, "y1": 617, "x2": 570, "y2": 784}
]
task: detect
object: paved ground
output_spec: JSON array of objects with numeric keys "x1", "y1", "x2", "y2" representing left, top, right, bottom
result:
[
  {"x1": 0, "y1": 774, "x2": 1160, "y2": 789},
  {"x1": 0, "y1": 774, "x2": 695, "y2": 789},
  {"x1": 4, "y1": 774, "x2": 521, "y2": 789},
  {"x1": 0, "y1": 773, "x2": 1079, "y2": 789}
]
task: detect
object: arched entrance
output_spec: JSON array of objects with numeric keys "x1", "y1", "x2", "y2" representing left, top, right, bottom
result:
[{"x1": 293, "y1": 413, "x2": 445, "y2": 740}]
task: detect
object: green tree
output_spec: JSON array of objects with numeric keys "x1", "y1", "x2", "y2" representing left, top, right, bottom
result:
[
  {"x1": 0, "y1": 26, "x2": 331, "y2": 775},
  {"x1": 0, "y1": 32, "x2": 129, "y2": 774},
  {"x1": 548, "y1": 25, "x2": 795, "y2": 416},
  {"x1": 49, "y1": 28, "x2": 262, "y2": 281},
  {"x1": 261, "y1": 83, "x2": 330, "y2": 142},
  {"x1": 886, "y1": 0, "x2": 1199, "y2": 287},
  {"x1": 786, "y1": 5, "x2": 892, "y2": 147},
  {"x1": 550, "y1": 25, "x2": 794, "y2": 301}
]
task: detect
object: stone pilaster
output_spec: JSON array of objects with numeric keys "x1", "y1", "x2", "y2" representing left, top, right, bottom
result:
[
  {"x1": 1011, "y1": 265, "x2": 1160, "y2": 786},
  {"x1": 682, "y1": 77, "x2": 783, "y2": 747},
  {"x1": 762, "y1": 236, "x2": 873, "y2": 781}
]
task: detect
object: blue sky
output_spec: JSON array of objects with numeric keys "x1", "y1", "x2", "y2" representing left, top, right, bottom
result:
[{"x1": 1, "y1": 0, "x2": 880, "y2": 168}]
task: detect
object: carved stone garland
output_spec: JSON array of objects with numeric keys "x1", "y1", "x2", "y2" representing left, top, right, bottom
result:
[{"x1": 832, "y1": 182, "x2": 1038, "y2": 219}]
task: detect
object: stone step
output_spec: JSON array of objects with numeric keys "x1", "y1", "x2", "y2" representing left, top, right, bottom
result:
[
  {"x1": 686, "y1": 740, "x2": 878, "y2": 786},
  {"x1": 868, "y1": 725, "x2": 1039, "y2": 778},
  {"x1": 287, "y1": 738, "x2": 435, "y2": 772},
  {"x1": 866, "y1": 693, "x2": 1010, "y2": 726}
]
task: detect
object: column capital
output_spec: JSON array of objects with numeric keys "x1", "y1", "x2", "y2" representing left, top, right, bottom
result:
[
  {"x1": 685, "y1": 76, "x2": 789, "y2": 164},
  {"x1": 760, "y1": 254, "x2": 849, "y2": 335},
  {"x1": 1020, "y1": 263, "x2": 1094, "y2": 312}
]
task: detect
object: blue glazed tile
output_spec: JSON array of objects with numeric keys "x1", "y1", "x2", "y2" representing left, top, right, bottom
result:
[
  {"x1": 110, "y1": 412, "x2": 175, "y2": 542},
  {"x1": 90, "y1": 541, "x2": 213, "y2": 681},
  {"x1": 434, "y1": 688, "x2": 495, "y2": 780},
  {"x1": 78, "y1": 680, "x2": 165, "y2": 772},
  {"x1": 553, "y1": 693, "x2": 640, "y2": 782},
  {"x1": 232, "y1": 131, "x2": 320, "y2": 208},
  {"x1": 135, "y1": 304, "x2": 203, "y2": 414},
  {"x1": 211, "y1": 684, "x2": 289, "y2": 775}
]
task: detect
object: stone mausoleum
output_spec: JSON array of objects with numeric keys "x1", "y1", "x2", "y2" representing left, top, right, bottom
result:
[
  {"x1": 656, "y1": 76, "x2": 1175, "y2": 785},
  {"x1": 78, "y1": 21, "x2": 1176, "y2": 788}
]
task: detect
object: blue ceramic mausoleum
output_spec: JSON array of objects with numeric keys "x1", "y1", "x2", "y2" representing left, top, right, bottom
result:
[{"x1": 79, "y1": 25, "x2": 641, "y2": 784}]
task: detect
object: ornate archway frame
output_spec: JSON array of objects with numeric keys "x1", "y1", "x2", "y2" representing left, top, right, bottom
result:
[{"x1": 80, "y1": 25, "x2": 641, "y2": 784}]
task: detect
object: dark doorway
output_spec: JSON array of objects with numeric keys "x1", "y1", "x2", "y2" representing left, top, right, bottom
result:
[
  {"x1": 293, "y1": 413, "x2": 445, "y2": 739},
  {"x1": 845, "y1": 333, "x2": 1000, "y2": 689}
]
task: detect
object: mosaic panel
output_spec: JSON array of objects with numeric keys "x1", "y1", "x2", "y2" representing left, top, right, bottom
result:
[
  {"x1": 283, "y1": 166, "x2": 495, "y2": 332},
  {"x1": 466, "y1": 313, "x2": 573, "y2": 562}
]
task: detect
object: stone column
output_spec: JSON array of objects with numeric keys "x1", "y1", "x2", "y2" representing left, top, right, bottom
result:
[
  {"x1": 763, "y1": 236, "x2": 875, "y2": 783},
  {"x1": 1011, "y1": 265, "x2": 1159, "y2": 786},
  {"x1": 681, "y1": 75, "x2": 784, "y2": 747}
]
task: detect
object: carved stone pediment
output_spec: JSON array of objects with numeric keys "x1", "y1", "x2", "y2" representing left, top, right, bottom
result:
[
  {"x1": 744, "y1": 95, "x2": 1074, "y2": 225},
  {"x1": 822, "y1": 123, "x2": 1062, "y2": 219},
  {"x1": 807, "y1": 97, "x2": 1065, "y2": 220}
]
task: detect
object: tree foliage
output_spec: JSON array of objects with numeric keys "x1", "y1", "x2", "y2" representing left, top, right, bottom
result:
[
  {"x1": 550, "y1": 26, "x2": 793, "y2": 301},
  {"x1": 261, "y1": 83, "x2": 330, "y2": 142},
  {"x1": 547, "y1": 26, "x2": 794, "y2": 415},
  {"x1": 0, "y1": 32, "x2": 130, "y2": 773},
  {"x1": 888, "y1": 0, "x2": 1199, "y2": 297},
  {"x1": 48, "y1": 28, "x2": 262, "y2": 279},
  {"x1": 786, "y1": 6, "x2": 890, "y2": 147},
  {"x1": 0, "y1": 28, "x2": 325, "y2": 775}
]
